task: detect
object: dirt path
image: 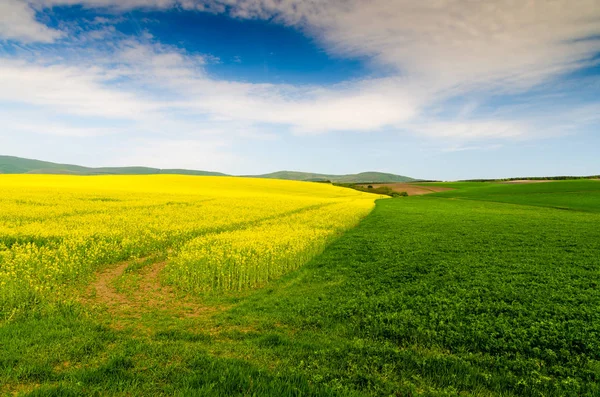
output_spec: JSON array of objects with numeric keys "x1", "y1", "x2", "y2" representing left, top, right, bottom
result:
[
  {"x1": 84, "y1": 257, "x2": 215, "y2": 322},
  {"x1": 86, "y1": 260, "x2": 131, "y2": 308}
]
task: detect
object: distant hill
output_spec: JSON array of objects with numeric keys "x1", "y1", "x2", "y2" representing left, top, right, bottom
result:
[
  {"x1": 247, "y1": 170, "x2": 415, "y2": 183},
  {"x1": 0, "y1": 156, "x2": 415, "y2": 182},
  {"x1": 0, "y1": 156, "x2": 227, "y2": 176}
]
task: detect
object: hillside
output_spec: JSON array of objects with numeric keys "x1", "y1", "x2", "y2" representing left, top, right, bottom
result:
[
  {"x1": 0, "y1": 156, "x2": 415, "y2": 182},
  {"x1": 249, "y1": 170, "x2": 415, "y2": 183},
  {"x1": 0, "y1": 155, "x2": 227, "y2": 176}
]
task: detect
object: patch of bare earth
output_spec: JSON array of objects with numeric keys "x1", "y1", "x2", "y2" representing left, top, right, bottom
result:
[
  {"x1": 358, "y1": 183, "x2": 453, "y2": 196},
  {"x1": 499, "y1": 180, "x2": 554, "y2": 184},
  {"x1": 82, "y1": 260, "x2": 130, "y2": 308},
  {"x1": 83, "y1": 258, "x2": 217, "y2": 323},
  {"x1": 1, "y1": 383, "x2": 42, "y2": 397}
]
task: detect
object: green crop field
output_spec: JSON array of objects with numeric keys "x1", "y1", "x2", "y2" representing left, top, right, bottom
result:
[
  {"x1": 1, "y1": 180, "x2": 599, "y2": 396},
  {"x1": 428, "y1": 180, "x2": 600, "y2": 212}
]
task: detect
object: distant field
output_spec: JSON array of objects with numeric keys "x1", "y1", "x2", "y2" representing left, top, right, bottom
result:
[
  {"x1": 1, "y1": 179, "x2": 599, "y2": 396},
  {"x1": 355, "y1": 182, "x2": 453, "y2": 196},
  {"x1": 431, "y1": 179, "x2": 600, "y2": 212}
]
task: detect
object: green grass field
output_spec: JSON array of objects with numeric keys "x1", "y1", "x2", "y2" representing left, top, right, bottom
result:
[{"x1": 2, "y1": 180, "x2": 600, "y2": 396}]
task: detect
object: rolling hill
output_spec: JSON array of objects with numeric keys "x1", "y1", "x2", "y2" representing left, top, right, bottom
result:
[
  {"x1": 247, "y1": 170, "x2": 415, "y2": 183},
  {"x1": 0, "y1": 156, "x2": 228, "y2": 177},
  {"x1": 0, "y1": 155, "x2": 415, "y2": 183}
]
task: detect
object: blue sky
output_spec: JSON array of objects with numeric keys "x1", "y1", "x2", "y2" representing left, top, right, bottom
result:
[{"x1": 1, "y1": 1, "x2": 599, "y2": 180}]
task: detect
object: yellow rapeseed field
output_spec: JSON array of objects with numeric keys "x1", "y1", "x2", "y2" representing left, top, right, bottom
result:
[{"x1": 0, "y1": 175, "x2": 378, "y2": 315}]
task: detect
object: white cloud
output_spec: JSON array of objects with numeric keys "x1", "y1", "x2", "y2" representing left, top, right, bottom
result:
[
  {"x1": 1, "y1": 35, "x2": 596, "y2": 147},
  {"x1": 17, "y1": 0, "x2": 598, "y2": 92},
  {"x1": 205, "y1": 0, "x2": 600, "y2": 91},
  {"x1": 117, "y1": 138, "x2": 239, "y2": 171},
  {"x1": 411, "y1": 121, "x2": 528, "y2": 140},
  {"x1": 0, "y1": 0, "x2": 64, "y2": 43},
  {"x1": 0, "y1": 0, "x2": 599, "y2": 150},
  {"x1": 0, "y1": 116, "x2": 122, "y2": 137},
  {"x1": 1, "y1": 38, "x2": 422, "y2": 135},
  {"x1": 172, "y1": 77, "x2": 421, "y2": 134},
  {"x1": 0, "y1": 59, "x2": 157, "y2": 118},
  {"x1": 441, "y1": 144, "x2": 503, "y2": 153},
  {"x1": 33, "y1": 0, "x2": 177, "y2": 9}
]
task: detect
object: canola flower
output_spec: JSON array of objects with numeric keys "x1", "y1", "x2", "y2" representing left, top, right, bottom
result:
[
  {"x1": 0, "y1": 175, "x2": 378, "y2": 315},
  {"x1": 164, "y1": 200, "x2": 375, "y2": 293}
]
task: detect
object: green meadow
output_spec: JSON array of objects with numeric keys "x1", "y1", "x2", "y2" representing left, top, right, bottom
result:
[{"x1": 2, "y1": 180, "x2": 600, "y2": 396}]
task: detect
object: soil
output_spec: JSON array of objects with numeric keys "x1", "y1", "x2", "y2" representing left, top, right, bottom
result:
[
  {"x1": 83, "y1": 257, "x2": 213, "y2": 321},
  {"x1": 357, "y1": 183, "x2": 453, "y2": 196},
  {"x1": 85, "y1": 260, "x2": 131, "y2": 307}
]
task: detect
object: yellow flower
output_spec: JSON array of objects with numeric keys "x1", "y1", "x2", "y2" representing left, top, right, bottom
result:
[{"x1": 0, "y1": 174, "x2": 379, "y2": 309}]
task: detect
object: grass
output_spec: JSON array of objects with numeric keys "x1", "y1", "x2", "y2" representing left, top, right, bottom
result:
[
  {"x1": 1, "y1": 181, "x2": 599, "y2": 395},
  {"x1": 429, "y1": 179, "x2": 600, "y2": 212}
]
